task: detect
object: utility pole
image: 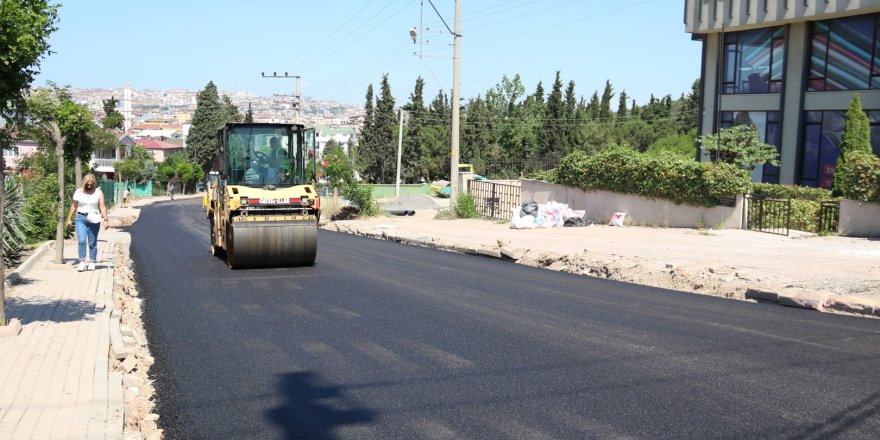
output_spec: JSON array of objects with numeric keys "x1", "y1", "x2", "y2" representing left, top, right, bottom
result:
[
  {"x1": 396, "y1": 108, "x2": 409, "y2": 197},
  {"x1": 262, "y1": 72, "x2": 301, "y2": 123},
  {"x1": 449, "y1": 0, "x2": 461, "y2": 201}
]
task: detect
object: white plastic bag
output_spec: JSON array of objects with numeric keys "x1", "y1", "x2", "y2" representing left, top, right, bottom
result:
[{"x1": 609, "y1": 212, "x2": 626, "y2": 227}]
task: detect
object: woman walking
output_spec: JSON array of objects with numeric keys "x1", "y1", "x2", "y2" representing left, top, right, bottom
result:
[{"x1": 65, "y1": 174, "x2": 109, "y2": 271}]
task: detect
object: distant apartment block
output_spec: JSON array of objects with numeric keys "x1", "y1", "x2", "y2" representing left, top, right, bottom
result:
[{"x1": 685, "y1": 0, "x2": 880, "y2": 188}]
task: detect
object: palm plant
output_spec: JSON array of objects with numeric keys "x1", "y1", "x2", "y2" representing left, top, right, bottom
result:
[{"x1": 2, "y1": 177, "x2": 32, "y2": 268}]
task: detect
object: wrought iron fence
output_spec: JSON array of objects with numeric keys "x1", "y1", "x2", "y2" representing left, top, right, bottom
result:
[
  {"x1": 818, "y1": 200, "x2": 840, "y2": 233},
  {"x1": 468, "y1": 180, "x2": 520, "y2": 220},
  {"x1": 745, "y1": 195, "x2": 790, "y2": 236}
]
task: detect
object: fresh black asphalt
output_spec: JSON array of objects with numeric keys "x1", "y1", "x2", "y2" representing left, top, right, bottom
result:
[{"x1": 132, "y1": 198, "x2": 880, "y2": 439}]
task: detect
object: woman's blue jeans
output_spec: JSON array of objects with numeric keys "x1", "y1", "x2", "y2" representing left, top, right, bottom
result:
[{"x1": 75, "y1": 214, "x2": 101, "y2": 261}]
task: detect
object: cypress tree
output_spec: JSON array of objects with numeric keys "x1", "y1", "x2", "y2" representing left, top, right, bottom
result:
[
  {"x1": 402, "y1": 77, "x2": 425, "y2": 182},
  {"x1": 532, "y1": 81, "x2": 545, "y2": 106},
  {"x1": 356, "y1": 84, "x2": 376, "y2": 181},
  {"x1": 588, "y1": 91, "x2": 600, "y2": 120},
  {"x1": 374, "y1": 74, "x2": 397, "y2": 183},
  {"x1": 542, "y1": 71, "x2": 565, "y2": 157},
  {"x1": 564, "y1": 80, "x2": 577, "y2": 151},
  {"x1": 186, "y1": 81, "x2": 225, "y2": 171},
  {"x1": 599, "y1": 80, "x2": 614, "y2": 121},
  {"x1": 617, "y1": 90, "x2": 628, "y2": 120},
  {"x1": 839, "y1": 93, "x2": 872, "y2": 159},
  {"x1": 244, "y1": 102, "x2": 254, "y2": 123}
]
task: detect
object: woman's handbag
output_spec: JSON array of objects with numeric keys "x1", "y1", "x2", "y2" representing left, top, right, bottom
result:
[{"x1": 86, "y1": 210, "x2": 102, "y2": 224}]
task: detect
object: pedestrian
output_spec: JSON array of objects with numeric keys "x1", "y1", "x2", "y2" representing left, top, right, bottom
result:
[
  {"x1": 168, "y1": 182, "x2": 175, "y2": 200},
  {"x1": 65, "y1": 174, "x2": 109, "y2": 272},
  {"x1": 123, "y1": 185, "x2": 131, "y2": 207}
]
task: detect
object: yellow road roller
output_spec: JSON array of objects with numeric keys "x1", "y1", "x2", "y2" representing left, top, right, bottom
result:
[{"x1": 208, "y1": 122, "x2": 320, "y2": 269}]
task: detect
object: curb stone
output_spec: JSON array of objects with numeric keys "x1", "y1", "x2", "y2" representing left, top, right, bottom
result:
[
  {"x1": 3, "y1": 240, "x2": 53, "y2": 289},
  {"x1": 327, "y1": 223, "x2": 879, "y2": 319}
]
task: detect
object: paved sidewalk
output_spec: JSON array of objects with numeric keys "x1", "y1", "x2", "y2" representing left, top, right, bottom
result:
[
  {"x1": 0, "y1": 194, "x2": 198, "y2": 439},
  {"x1": 0, "y1": 231, "x2": 122, "y2": 439}
]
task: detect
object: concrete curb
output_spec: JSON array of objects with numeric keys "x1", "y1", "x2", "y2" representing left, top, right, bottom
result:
[
  {"x1": 3, "y1": 240, "x2": 53, "y2": 289},
  {"x1": 328, "y1": 223, "x2": 879, "y2": 319}
]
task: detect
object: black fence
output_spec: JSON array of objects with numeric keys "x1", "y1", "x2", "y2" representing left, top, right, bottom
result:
[
  {"x1": 482, "y1": 158, "x2": 559, "y2": 180},
  {"x1": 468, "y1": 180, "x2": 521, "y2": 221},
  {"x1": 745, "y1": 195, "x2": 791, "y2": 236},
  {"x1": 819, "y1": 200, "x2": 840, "y2": 233}
]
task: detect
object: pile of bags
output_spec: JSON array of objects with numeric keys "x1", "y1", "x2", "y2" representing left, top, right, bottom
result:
[{"x1": 510, "y1": 200, "x2": 587, "y2": 229}]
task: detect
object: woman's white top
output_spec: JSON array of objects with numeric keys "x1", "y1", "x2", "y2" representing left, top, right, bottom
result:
[{"x1": 74, "y1": 188, "x2": 103, "y2": 214}]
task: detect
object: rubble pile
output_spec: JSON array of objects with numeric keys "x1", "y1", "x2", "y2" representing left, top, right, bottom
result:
[{"x1": 111, "y1": 243, "x2": 162, "y2": 440}]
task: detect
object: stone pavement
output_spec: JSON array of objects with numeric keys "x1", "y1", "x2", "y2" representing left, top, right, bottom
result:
[{"x1": 0, "y1": 194, "x2": 196, "y2": 440}]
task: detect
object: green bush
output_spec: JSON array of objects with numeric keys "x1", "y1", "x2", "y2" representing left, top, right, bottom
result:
[
  {"x1": 23, "y1": 173, "x2": 69, "y2": 243},
  {"x1": 751, "y1": 182, "x2": 832, "y2": 201},
  {"x1": 345, "y1": 182, "x2": 377, "y2": 216},
  {"x1": 454, "y1": 193, "x2": 478, "y2": 219},
  {"x1": 833, "y1": 152, "x2": 880, "y2": 203},
  {"x1": 2, "y1": 178, "x2": 33, "y2": 267},
  {"x1": 555, "y1": 148, "x2": 751, "y2": 207}
]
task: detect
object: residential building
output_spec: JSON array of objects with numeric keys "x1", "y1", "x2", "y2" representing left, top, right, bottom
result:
[
  {"x1": 685, "y1": 0, "x2": 880, "y2": 188},
  {"x1": 314, "y1": 125, "x2": 356, "y2": 157},
  {"x1": 135, "y1": 138, "x2": 184, "y2": 162},
  {"x1": 91, "y1": 133, "x2": 136, "y2": 181},
  {"x1": 2, "y1": 137, "x2": 38, "y2": 174}
]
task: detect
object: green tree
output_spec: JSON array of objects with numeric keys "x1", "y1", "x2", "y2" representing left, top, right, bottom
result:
[
  {"x1": 322, "y1": 146, "x2": 353, "y2": 190},
  {"x1": 185, "y1": 81, "x2": 225, "y2": 172},
  {"x1": 563, "y1": 80, "x2": 577, "y2": 150},
  {"x1": 24, "y1": 85, "x2": 90, "y2": 265},
  {"x1": 354, "y1": 84, "x2": 376, "y2": 180},
  {"x1": 222, "y1": 94, "x2": 241, "y2": 123},
  {"x1": 588, "y1": 91, "x2": 600, "y2": 120},
  {"x1": 541, "y1": 71, "x2": 565, "y2": 158},
  {"x1": 463, "y1": 95, "x2": 494, "y2": 173},
  {"x1": 115, "y1": 158, "x2": 142, "y2": 186},
  {"x1": 0, "y1": 0, "x2": 59, "y2": 115},
  {"x1": 244, "y1": 102, "x2": 254, "y2": 123},
  {"x1": 402, "y1": 77, "x2": 425, "y2": 182},
  {"x1": 599, "y1": 80, "x2": 614, "y2": 121},
  {"x1": 617, "y1": 90, "x2": 628, "y2": 120},
  {"x1": 838, "y1": 93, "x2": 872, "y2": 159},
  {"x1": 102, "y1": 96, "x2": 124, "y2": 129},
  {"x1": 676, "y1": 79, "x2": 700, "y2": 133},
  {"x1": 698, "y1": 124, "x2": 780, "y2": 171},
  {"x1": 372, "y1": 74, "x2": 397, "y2": 183}
]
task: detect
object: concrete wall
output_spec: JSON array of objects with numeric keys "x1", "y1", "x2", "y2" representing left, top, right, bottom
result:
[
  {"x1": 839, "y1": 199, "x2": 880, "y2": 237},
  {"x1": 521, "y1": 180, "x2": 744, "y2": 229}
]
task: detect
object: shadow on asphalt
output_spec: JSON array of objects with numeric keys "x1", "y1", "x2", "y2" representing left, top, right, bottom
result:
[
  {"x1": 780, "y1": 390, "x2": 880, "y2": 439},
  {"x1": 266, "y1": 371, "x2": 375, "y2": 440}
]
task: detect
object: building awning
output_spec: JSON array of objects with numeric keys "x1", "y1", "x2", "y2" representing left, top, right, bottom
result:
[{"x1": 95, "y1": 166, "x2": 115, "y2": 173}]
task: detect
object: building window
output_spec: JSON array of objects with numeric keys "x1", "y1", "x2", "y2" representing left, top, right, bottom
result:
[
  {"x1": 2, "y1": 145, "x2": 19, "y2": 158},
  {"x1": 801, "y1": 110, "x2": 880, "y2": 188},
  {"x1": 808, "y1": 14, "x2": 880, "y2": 91},
  {"x1": 722, "y1": 27, "x2": 785, "y2": 94},
  {"x1": 720, "y1": 111, "x2": 782, "y2": 183}
]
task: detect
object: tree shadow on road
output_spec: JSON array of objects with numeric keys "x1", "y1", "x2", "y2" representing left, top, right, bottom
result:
[{"x1": 266, "y1": 371, "x2": 375, "y2": 440}]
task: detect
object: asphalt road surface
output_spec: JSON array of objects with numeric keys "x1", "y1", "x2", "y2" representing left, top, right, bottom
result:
[{"x1": 132, "y1": 199, "x2": 880, "y2": 440}]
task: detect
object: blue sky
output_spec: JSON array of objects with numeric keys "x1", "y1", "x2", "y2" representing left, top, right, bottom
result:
[{"x1": 34, "y1": 0, "x2": 700, "y2": 107}]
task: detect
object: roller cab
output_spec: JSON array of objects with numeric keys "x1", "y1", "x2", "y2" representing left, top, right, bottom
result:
[{"x1": 209, "y1": 123, "x2": 320, "y2": 269}]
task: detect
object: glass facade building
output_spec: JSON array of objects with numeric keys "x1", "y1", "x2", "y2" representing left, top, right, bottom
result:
[{"x1": 687, "y1": 1, "x2": 880, "y2": 189}]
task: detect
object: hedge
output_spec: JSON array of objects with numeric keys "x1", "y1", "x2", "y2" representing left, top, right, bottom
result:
[
  {"x1": 833, "y1": 152, "x2": 880, "y2": 203},
  {"x1": 555, "y1": 148, "x2": 751, "y2": 207}
]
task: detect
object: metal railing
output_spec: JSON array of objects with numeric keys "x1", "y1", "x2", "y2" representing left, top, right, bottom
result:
[
  {"x1": 818, "y1": 200, "x2": 840, "y2": 233},
  {"x1": 468, "y1": 180, "x2": 520, "y2": 220},
  {"x1": 92, "y1": 158, "x2": 117, "y2": 167},
  {"x1": 745, "y1": 195, "x2": 790, "y2": 236}
]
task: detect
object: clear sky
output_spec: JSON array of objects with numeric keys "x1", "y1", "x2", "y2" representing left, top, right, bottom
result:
[{"x1": 34, "y1": 0, "x2": 700, "y2": 108}]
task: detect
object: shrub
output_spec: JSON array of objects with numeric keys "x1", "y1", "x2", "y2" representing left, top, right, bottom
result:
[
  {"x1": 23, "y1": 173, "x2": 70, "y2": 243},
  {"x1": 833, "y1": 152, "x2": 880, "y2": 203},
  {"x1": 751, "y1": 182, "x2": 832, "y2": 201},
  {"x1": 555, "y1": 147, "x2": 751, "y2": 207},
  {"x1": 2, "y1": 178, "x2": 33, "y2": 267},
  {"x1": 344, "y1": 182, "x2": 377, "y2": 216},
  {"x1": 646, "y1": 130, "x2": 697, "y2": 159},
  {"x1": 454, "y1": 192, "x2": 478, "y2": 219}
]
